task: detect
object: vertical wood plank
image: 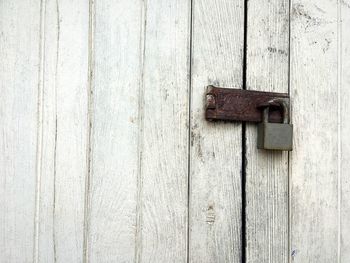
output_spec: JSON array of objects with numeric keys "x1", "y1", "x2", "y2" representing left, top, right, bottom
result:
[
  {"x1": 245, "y1": 0, "x2": 290, "y2": 262},
  {"x1": 340, "y1": 0, "x2": 350, "y2": 261},
  {"x1": 36, "y1": 0, "x2": 90, "y2": 261},
  {"x1": 290, "y1": 1, "x2": 339, "y2": 261},
  {"x1": 0, "y1": 1, "x2": 41, "y2": 261},
  {"x1": 87, "y1": 0, "x2": 142, "y2": 261},
  {"x1": 88, "y1": 0, "x2": 191, "y2": 261},
  {"x1": 138, "y1": 0, "x2": 190, "y2": 261},
  {"x1": 189, "y1": 0, "x2": 244, "y2": 262}
]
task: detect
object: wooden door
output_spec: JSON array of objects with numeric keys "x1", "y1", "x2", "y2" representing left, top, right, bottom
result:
[{"x1": 1, "y1": 0, "x2": 349, "y2": 262}]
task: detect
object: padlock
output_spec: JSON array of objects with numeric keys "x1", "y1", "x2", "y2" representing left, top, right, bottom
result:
[{"x1": 257, "y1": 99, "x2": 293, "y2": 151}]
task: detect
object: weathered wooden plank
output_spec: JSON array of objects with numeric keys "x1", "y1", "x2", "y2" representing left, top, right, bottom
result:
[
  {"x1": 0, "y1": 1, "x2": 41, "y2": 261},
  {"x1": 36, "y1": 0, "x2": 90, "y2": 261},
  {"x1": 340, "y1": 0, "x2": 350, "y2": 261},
  {"x1": 138, "y1": 0, "x2": 190, "y2": 261},
  {"x1": 245, "y1": 0, "x2": 290, "y2": 262},
  {"x1": 89, "y1": 0, "x2": 191, "y2": 261},
  {"x1": 290, "y1": 1, "x2": 339, "y2": 261},
  {"x1": 189, "y1": 0, "x2": 244, "y2": 262},
  {"x1": 87, "y1": 0, "x2": 142, "y2": 261}
]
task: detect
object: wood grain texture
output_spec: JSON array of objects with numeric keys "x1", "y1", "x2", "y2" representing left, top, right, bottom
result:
[
  {"x1": 0, "y1": 1, "x2": 41, "y2": 261},
  {"x1": 138, "y1": 0, "x2": 190, "y2": 261},
  {"x1": 341, "y1": 0, "x2": 350, "y2": 261},
  {"x1": 3, "y1": 1, "x2": 350, "y2": 262},
  {"x1": 36, "y1": 0, "x2": 90, "y2": 262},
  {"x1": 88, "y1": 0, "x2": 191, "y2": 261},
  {"x1": 87, "y1": 0, "x2": 142, "y2": 261},
  {"x1": 189, "y1": 0, "x2": 244, "y2": 262},
  {"x1": 290, "y1": 1, "x2": 340, "y2": 261},
  {"x1": 245, "y1": 0, "x2": 290, "y2": 262}
]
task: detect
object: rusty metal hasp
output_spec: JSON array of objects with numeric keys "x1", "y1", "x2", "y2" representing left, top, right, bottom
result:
[
  {"x1": 205, "y1": 85, "x2": 292, "y2": 151},
  {"x1": 205, "y1": 85, "x2": 290, "y2": 123}
]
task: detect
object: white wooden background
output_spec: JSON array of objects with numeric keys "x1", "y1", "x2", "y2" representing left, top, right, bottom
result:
[{"x1": 0, "y1": 0, "x2": 349, "y2": 262}]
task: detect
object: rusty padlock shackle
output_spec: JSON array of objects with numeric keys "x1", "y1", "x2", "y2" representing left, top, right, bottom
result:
[{"x1": 261, "y1": 99, "x2": 289, "y2": 124}]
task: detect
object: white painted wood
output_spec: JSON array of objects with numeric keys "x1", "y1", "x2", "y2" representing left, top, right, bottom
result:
[
  {"x1": 87, "y1": 0, "x2": 142, "y2": 261},
  {"x1": 3, "y1": 1, "x2": 350, "y2": 262},
  {"x1": 36, "y1": 0, "x2": 90, "y2": 262},
  {"x1": 341, "y1": 0, "x2": 350, "y2": 260},
  {"x1": 88, "y1": 0, "x2": 191, "y2": 261},
  {"x1": 0, "y1": 1, "x2": 41, "y2": 261},
  {"x1": 290, "y1": 1, "x2": 340, "y2": 261},
  {"x1": 138, "y1": 0, "x2": 190, "y2": 262},
  {"x1": 189, "y1": 1, "x2": 244, "y2": 262},
  {"x1": 245, "y1": 0, "x2": 290, "y2": 262}
]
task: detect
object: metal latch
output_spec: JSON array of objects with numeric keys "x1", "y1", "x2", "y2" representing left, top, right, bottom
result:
[{"x1": 205, "y1": 85, "x2": 292, "y2": 151}]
